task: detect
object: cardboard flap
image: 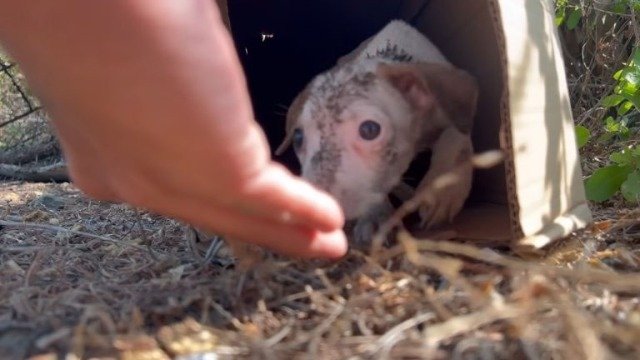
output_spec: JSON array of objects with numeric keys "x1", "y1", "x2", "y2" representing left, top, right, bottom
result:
[{"x1": 495, "y1": 0, "x2": 591, "y2": 244}]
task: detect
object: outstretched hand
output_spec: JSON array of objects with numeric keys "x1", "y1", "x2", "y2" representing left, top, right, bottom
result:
[{"x1": 0, "y1": 0, "x2": 347, "y2": 258}]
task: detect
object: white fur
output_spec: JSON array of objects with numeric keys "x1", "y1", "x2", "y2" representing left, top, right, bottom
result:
[
  {"x1": 335, "y1": 20, "x2": 450, "y2": 70},
  {"x1": 358, "y1": 20, "x2": 449, "y2": 64}
]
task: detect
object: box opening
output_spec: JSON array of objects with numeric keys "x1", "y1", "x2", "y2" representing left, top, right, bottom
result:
[{"x1": 227, "y1": 0, "x2": 517, "y2": 243}]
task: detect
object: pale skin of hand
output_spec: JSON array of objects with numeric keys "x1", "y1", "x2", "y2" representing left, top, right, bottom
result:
[{"x1": 0, "y1": 0, "x2": 348, "y2": 258}]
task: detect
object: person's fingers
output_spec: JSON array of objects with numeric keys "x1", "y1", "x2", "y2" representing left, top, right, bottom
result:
[
  {"x1": 229, "y1": 225, "x2": 348, "y2": 260},
  {"x1": 171, "y1": 196, "x2": 349, "y2": 259},
  {"x1": 238, "y1": 163, "x2": 345, "y2": 232},
  {"x1": 109, "y1": 175, "x2": 349, "y2": 259}
]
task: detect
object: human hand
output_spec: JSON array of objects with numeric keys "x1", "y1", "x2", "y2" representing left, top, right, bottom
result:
[{"x1": 0, "y1": 0, "x2": 348, "y2": 258}]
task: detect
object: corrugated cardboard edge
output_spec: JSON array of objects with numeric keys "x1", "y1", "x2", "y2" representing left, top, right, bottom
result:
[
  {"x1": 486, "y1": 0, "x2": 523, "y2": 241},
  {"x1": 495, "y1": 0, "x2": 593, "y2": 251}
]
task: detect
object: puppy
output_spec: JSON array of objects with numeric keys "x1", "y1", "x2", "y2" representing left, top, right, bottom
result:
[{"x1": 276, "y1": 20, "x2": 479, "y2": 243}]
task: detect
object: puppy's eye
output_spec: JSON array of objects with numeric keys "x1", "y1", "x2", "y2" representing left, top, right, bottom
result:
[
  {"x1": 293, "y1": 128, "x2": 304, "y2": 149},
  {"x1": 359, "y1": 120, "x2": 381, "y2": 140}
]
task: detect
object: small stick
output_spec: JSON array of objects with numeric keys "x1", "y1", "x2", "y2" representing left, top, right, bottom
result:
[{"x1": 0, "y1": 219, "x2": 148, "y2": 252}]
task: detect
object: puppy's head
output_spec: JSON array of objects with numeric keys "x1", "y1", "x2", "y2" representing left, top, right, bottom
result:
[{"x1": 277, "y1": 61, "x2": 477, "y2": 220}]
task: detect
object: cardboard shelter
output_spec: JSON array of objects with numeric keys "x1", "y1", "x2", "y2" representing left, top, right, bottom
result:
[{"x1": 216, "y1": 0, "x2": 592, "y2": 252}]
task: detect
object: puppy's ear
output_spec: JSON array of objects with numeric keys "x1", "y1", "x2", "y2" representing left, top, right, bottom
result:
[
  {"x1": 376, "y1": 62, "x2": 436, "y2": 116},
  {"x1": 377, "y1": 62, "x2": 478, "y2": 134},
  {"x1": 275, "y1": 85, "x2": 310, "y2": 155}
]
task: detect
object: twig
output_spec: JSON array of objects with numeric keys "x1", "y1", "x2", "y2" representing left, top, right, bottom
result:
[
  {"x1": 367, "y1": 312, "x2": 436, "y2": 356},
  {"x1": 203, "y1": 236, "x2": 225, "y2": 264},
  {"x1": 306, "y1": 302, "x2": 345, "y2": 354},
  {"x1": 629, "y1": 5, "x2": 640, "y2": 47},
  {"x1": 24, "y1": 248, "x2": 49, "y2": 286},
  {"x1": 0, "y1": 61, "x2": 37, "y2": 113},
  {"x1": 0, "y1": 107, "x2": 43, "y2": 129},
  {"x1": 263, "y1": 324, "x2": 293, "y2": 348},
  {"x1": 424, "y1": 303, "x2": 535, "y2": 346},
  {"x1": 0, "y1": 137, "x2": 59, "y2": 165},
  {"x1": 380, "y1": 234, "x2": 640, "y2": 291},
  {"x1": 134, "y1": 208, "x2": 158, "y2": 260},
  {"x1": 0, "y1": 162, "x2": 68, "y2": 182},
  {"x1": 0, "y1": 219, "x2": 148, "y2": 252},
  {"x1": 549, "y1": 282, "x2": 609, "y2": 360},
  {"x1": 209, "y1": 301, "x2": 244, "y2": 331}
]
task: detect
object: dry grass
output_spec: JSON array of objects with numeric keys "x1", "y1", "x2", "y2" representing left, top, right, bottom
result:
[
  {"x1": 2, "y1": 2, "x2": 640, "y2": 359},
  {"x1": 2, "y1": 181, "x2": 640, "y2": 359}
]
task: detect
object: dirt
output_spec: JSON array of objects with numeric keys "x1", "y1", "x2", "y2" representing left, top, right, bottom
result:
[{"x1": 1, "y1": 181, "x2": 640, "y2": 359}]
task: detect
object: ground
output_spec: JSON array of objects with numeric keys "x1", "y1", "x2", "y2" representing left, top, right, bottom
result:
[
  {"x1": 2, "y1": 180, "x2": 640, "y2": 359},
  {"x1": 2, "y1": 2, "x2": 640, "y2": 358}
]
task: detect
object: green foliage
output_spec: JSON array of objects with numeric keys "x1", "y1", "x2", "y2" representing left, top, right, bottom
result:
[
  {"x1": 611, "y1": 48, "x2": 640, "y2": 108},
  {"x1": 595, "y1": 49, "x2": 640, "y2": 143},
  {"x1": 585, "y1": 163, "x2": 633, "y2": 202},
  {"x1": 562, "y1": 0, "x2": 640, "y2": 203},
  {"x1": 621, "y1": 170, "x2": 640, "y2": 202},
  {"x1": 555, "y1": 0, "x2": 582, "y2": 29},
  {"x1": 584, "y1": 50, "x2": 640, "y2": 202},
  {"x1": 585, "y1": 146, "x2": 640, "y2": 202},
  {"x1": 610, "y1": 0, "x2": 640, "y2": 13},
  {"x1": 575, "y1": 125, "x2": 591, "y2": 149}
]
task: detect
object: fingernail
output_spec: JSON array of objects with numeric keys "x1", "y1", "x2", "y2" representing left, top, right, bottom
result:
[
  {"x1": 312, "y1": 229, "x2": 348, "y2": 259},
  {"x1": 314, "y1": 192, "x2": 346, "y2": 228}
]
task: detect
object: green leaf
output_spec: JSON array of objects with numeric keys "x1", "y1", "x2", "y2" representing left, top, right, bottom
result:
[
  {"x1": 621, "y1": 170, "x2": 640, "y2": 202},
  {"x1": 603, "y1": 116, "x2": 631, "y2": 138},
  {"x1": 585, "y1": 165, "x2": 634, "y2": 202},
  {"x1": 633, "y1": 48, "x2": 640, "y2": 66},
  {"x1": 602, "y1": 94, "x2": 626, "y2": 107},
  {"x1": 623, "y1": 70, "x2": 640, "y2": 88},
  {"x1": 555, "y1": 0, "x2": 568, "y2": 8},
  {"x1": 554, "y1": 0, "x2": 567, "y2": 26},
  {"x1": 554, "y1": 9, "x2": 565, "y2": 27},
  {"x1": 620, "y1": 124, "x2": 631, "y2": 139},
  {"x1": 566, "y1": 8, "x2": 582, "y2": 30},
  {"x1": 610, "y1": 149, "x2": 634, "y2": 166},
  {"x1": 575, "y1": 125, "x2": 590, "y2": 149},
  {"x1": 555, "y1": 15, "x2": 565, "y2": 27},
  {"x1": 614, "y1": 69, "x2": 624, "y2": 81},
  {"x1": 604, "y1": 116, "x2": 620, "y2": 132},
  {"x1": 597, "y1": 131, "x2": 615, "y2": 143},
  {"x1": 622, "y1": 83, "x2": 638, "y2": 98},
  {"x1": 614, "y1": 84, "x2": 623, "y2": 94},
  {"x1": 627, "y1": 93, "x2": 640, "y2": 110},
  {"x1": 617, "y1": 100, "x2": 635, "y2": 115}
]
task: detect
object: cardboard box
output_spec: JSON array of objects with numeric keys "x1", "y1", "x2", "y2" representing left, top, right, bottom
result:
[{"x1": 217, "y1": 0, "x2": 592, "y2": 251}]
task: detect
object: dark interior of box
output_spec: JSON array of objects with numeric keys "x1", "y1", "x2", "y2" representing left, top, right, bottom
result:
[{"x1": 227, "y1": 0, "x2": 515, "y2": 241}]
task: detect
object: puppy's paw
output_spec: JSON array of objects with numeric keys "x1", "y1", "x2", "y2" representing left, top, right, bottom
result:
[{"x1": 417, "y1": 164, "x2": 472, "y2": 229}]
